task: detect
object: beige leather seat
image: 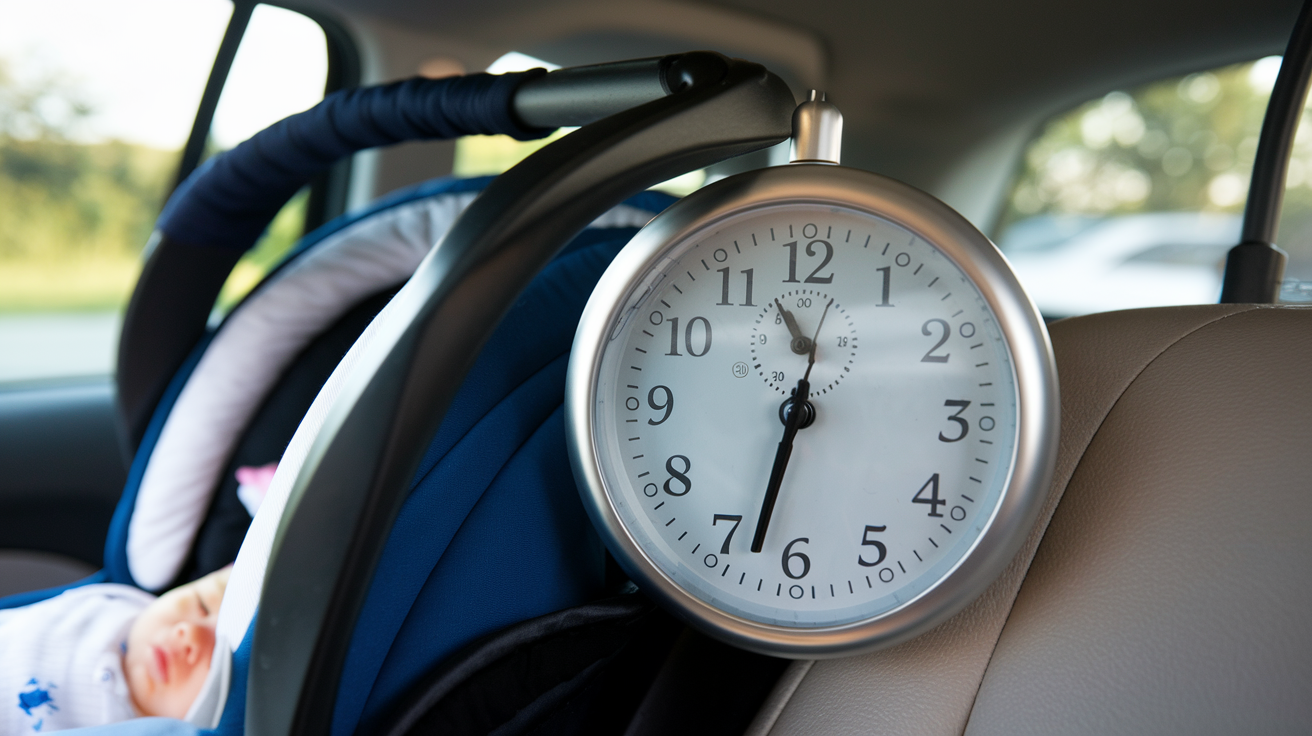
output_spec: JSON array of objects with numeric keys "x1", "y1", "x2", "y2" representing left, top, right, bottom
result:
[{"x1": 748, "y1": 304, "x2": 1312, "y2": 735}]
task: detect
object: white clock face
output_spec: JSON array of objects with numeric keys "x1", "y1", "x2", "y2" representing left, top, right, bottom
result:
[{"x1": 587, "y1": 200, "x2": 1020, "y2": 630}]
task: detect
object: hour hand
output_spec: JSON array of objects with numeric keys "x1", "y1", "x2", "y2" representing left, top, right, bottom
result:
[{"x1": 775, "y1": 299, "x2": 812, "y2": 354}]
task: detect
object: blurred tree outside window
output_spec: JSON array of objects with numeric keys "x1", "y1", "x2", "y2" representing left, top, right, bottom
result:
[
  {"x1": 997, "y1": 56, "x2": 1312, "y2": 316},
  {"x1": 0, "y1": 60, "x2": 174, "y2": 312},
  {"x1": 0, "y1": 0, "x2": 231, "y2": 383},
  {"x1": 0, "y1": 1, "x2": 328, "y2": 383}
]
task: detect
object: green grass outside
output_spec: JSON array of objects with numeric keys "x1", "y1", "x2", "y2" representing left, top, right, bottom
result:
[
  {"x1": 0, "y1": 254, "x2": 139, "y2": 312},
  {"x1": 0, "y1": 127, "x2": 705, "y2": 316},
  {"x1": 0, "y1": 138, "x2": 170, "y2": 312},
  {"x1": 0, "y1": 135, "x2": 311, "y2": 314}
]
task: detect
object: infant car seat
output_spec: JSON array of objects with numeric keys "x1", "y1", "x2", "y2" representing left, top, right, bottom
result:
[{"x1": 0, "y1": 71, "x2": 678, "y2": 734}]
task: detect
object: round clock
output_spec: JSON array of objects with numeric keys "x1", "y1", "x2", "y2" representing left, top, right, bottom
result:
[{"x1": 565, "y1": 99, "x2": 1058, "y2": 658}]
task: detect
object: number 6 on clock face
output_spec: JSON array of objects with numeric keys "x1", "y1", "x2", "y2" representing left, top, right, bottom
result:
[{"x1": 566, "y1": 164, "x2": 1058, "y2": 658}]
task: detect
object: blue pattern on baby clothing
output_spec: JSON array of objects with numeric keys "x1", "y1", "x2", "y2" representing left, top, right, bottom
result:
[{"x1": 18, "y1": 678, "x2": 58, "y2": 728}]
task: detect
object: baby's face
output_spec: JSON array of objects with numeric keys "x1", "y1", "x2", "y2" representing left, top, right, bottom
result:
[{"x1": 124, "y1": 567, "x2": 230, "y2": 718}]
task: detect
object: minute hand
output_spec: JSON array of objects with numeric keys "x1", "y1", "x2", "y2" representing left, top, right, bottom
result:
[
  {"x1": 751, "y1": 376, "x2": 810, "y2": 553},
  {"x1": 751, "y1": 298, "x2": 833, "y2": 553}
]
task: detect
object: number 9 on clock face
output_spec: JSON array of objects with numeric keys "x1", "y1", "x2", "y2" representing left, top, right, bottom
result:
[{"x1": 567, "y1": 164, "x2": 1057, "y2": 657}]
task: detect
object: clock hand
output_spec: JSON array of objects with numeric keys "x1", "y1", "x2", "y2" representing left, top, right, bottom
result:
[
  {"x1": 752, "y1": 298, "x2": 833, "y2": 553},
  {"x1": 775, "y1": 298, "x2": 812, "y2": 355},
  {"x1": 811, "y1": 297, "x2": 833, "y2": 349},
  {"x1": 751, "y1": 377, "x2": 809, "y2": 553}
]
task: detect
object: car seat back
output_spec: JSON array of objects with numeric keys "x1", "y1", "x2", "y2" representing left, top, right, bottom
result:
[{"x1": 746, "y1": 304, "x2": 1312, "y2": 735}]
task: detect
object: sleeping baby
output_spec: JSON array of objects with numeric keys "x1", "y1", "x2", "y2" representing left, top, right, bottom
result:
[{"x1": 0, "y1": 566, "x2": 230, "y2": 734}]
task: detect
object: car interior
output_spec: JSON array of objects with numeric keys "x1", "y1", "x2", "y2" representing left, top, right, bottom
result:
[{"x1": 0, "y1": 0, "x2": 1309, "y2": 734}]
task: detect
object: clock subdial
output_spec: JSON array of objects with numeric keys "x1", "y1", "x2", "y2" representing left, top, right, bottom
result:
[
  {"x1": 750, "y1": 291, "x2": 858, "y2": 397},
  {"x1": 749, "y1": 296, "x2": 832, "y2": 554}
]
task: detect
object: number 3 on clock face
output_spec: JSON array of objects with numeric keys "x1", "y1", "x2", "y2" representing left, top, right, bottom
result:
[{"x1": 567, "y1": 164, "x2": 1058, "y2": 658}]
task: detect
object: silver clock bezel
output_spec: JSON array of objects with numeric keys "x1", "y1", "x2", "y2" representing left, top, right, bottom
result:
[{"x1": 566, "y1": 164, "x2": 1058, "y2": 658}]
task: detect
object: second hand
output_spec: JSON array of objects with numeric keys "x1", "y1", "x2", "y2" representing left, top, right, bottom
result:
[{"x1": 751, "y1": 298, "x2": 833, "y2": 553}]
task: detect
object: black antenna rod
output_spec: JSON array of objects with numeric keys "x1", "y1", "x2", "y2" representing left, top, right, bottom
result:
[{"x1": 1221, "y1": 0, "x2": 1312, "y2": 303}]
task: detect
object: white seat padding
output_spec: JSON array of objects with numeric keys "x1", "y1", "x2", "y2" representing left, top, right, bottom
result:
[
  {"x1": 127, "y1": 192, "x2": 481, "y2": 591},
  {"x1": 128, "y1": 192, "x2": 660, "y2": 592}
]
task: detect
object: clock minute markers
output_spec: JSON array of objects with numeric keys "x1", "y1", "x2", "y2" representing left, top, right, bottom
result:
[{"x1": 751, "y1": 298, "x2": 833, "y2": 553}]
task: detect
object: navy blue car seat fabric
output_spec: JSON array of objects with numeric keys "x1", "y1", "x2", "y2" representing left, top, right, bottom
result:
[
  {"x1": 200, "y1": 200, "x2": 672, "y2": 736},
  {"x1": 167, "y1": 176, "x2": 512, "y2": 586},
  {"x1": 329, "y1": 226, "x2": 656, "y2": 736},
  {"x1": 117, "y1": 175, "x2": 539, "y2": 592}
]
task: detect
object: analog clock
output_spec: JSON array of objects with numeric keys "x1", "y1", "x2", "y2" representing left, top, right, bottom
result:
[{"x1": 566, "y1": 111, "x2": 1057, "y2": 657}]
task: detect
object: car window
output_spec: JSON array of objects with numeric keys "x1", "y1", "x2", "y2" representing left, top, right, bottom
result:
[
  {"x1": 0, "y1": 1, "x2": 329, "y2": 384},
  {"x1": 996, "y1": 56, "x2": 1312, "y2": 316},
  {"x1": 212, "y1": 5, "x2": 329, "y2": 312}
]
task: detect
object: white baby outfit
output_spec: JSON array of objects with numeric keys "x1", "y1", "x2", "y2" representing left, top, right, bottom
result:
[{"x1": 0, "y1": 585, "x2": 155, "y2": 734}]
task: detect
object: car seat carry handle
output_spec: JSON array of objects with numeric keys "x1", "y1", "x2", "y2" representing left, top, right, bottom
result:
[
  {"x1": 156, "y1": 74, "x2": 552, "y2": 254},
  {"x1": 248, "y1": 53, "x2": 794, "y2": 736},
  {"x1": 118, "y1": 70, "x2": 553, "y2": 455},
  {"x1": 511, "y1": 53, "x2": 736, "y2": 128},
  {"x1": 117, "y1": 58, "x2": 711, "y2": 458}
]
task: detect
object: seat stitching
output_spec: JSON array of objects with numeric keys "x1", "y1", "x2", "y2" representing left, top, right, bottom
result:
[
  {"x1": 405, "y1": 243, "x2": 613, "y2": 485},
  {"x1": 955, "y1": 304, "x2": 1260, "y2": 734},
  {"x1": 754, "y1": 310, "x2": 1263, "y2": 736},
  {"x1": 348, "y1": 402, "x2": 569, "y2": 734},
  {"x1": 406, "y1": 347, "x2": 570, "y2": 491}
]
